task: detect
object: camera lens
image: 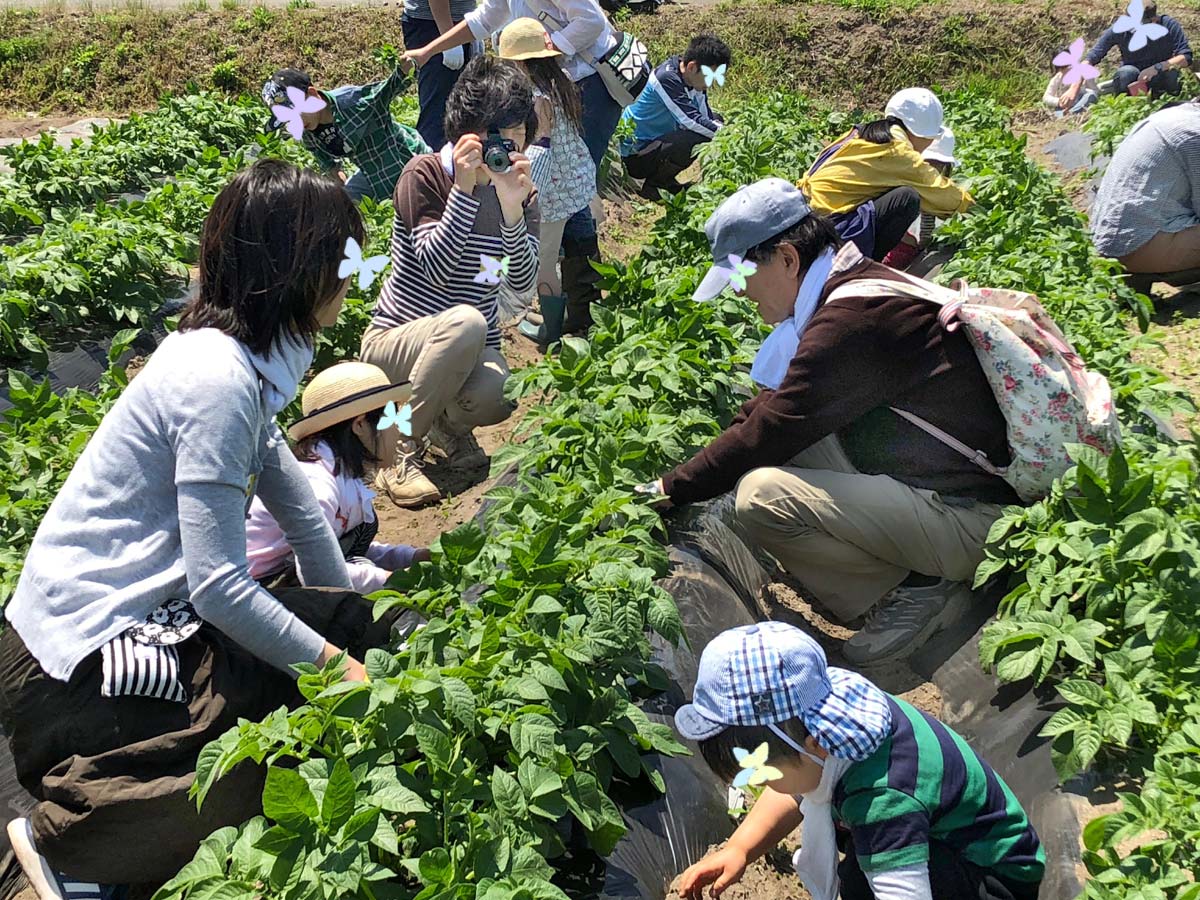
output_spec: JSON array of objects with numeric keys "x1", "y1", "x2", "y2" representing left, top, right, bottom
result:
[{"x1": 484, "y1": 144, "x2": 511, "y2": 173}]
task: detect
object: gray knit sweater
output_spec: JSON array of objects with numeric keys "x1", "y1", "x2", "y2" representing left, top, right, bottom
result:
[{"x1": 7, "y1": 328, "x2": 351, "y2": 681}]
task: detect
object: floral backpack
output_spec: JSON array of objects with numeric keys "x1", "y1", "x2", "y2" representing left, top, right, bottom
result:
[{"x1": 827, "y1": 271, "x2": 1122, "y2": 502}]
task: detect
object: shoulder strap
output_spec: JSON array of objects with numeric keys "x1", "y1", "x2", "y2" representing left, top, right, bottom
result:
[
  {"x1": 805, "y1": 130, "x2": 858, "y2": 178},
  {"x1": 826, "y1": 274, "x2": 959, "y2": 306},
  {"x1": 888, "y1": 407, "x2": 1003, "y2": 475},
  {"x1": 536, "y1": 9, "x2": 602, "y2": 66}
]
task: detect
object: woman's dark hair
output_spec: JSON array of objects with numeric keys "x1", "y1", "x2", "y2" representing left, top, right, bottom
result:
[
  {"x1": 683, "y1": 33, "x2": 732, "y2": 69},
  {"x1": 180, "y1": 158, "x2": 363, "y2": 357},
  {"x1": 699, "y1": 718, "x2": 813, "y2": 783},
  {"x1": 857, "y1": 115, "x2": 907, "y2": 144},
  {"x1": 745, "y1": 213, "x2": 843, "y2": 269},
  {"x1": 444, "y1": 55, "x2": 539, "y2": 146},
  {"x1": 523, "y1": 56, "x2": 584, "y2": 137},
  {"x1": 294, "y1": 407, "x2": 383, "y2": 480}
]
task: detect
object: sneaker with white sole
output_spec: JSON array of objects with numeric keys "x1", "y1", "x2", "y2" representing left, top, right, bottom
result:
[
  {"x1": 6, "y1": 817, "x2": 116, "y2": 900},
  {"x1": 374, "y1": 440, "x2": 441, "y2": 508},
  {"x1": 842, "y1": 578, "x2": 973, "y2": 666}
]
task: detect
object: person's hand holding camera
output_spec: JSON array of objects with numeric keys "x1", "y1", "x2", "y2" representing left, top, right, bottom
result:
[
  {"x1": 452, "y1": 133, "x2": 485, "y2": 194},
  {"x1": 491, "y1": 153, "x2": 533, "y2": 226}
]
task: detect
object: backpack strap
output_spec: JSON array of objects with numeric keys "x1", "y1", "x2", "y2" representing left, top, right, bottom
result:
[
  {"x1": 826, "y1": 275, "x2": 1003, "y2": 477},
  {"x1": 887, "y1": 407, "x2": 1004, "y2": 476}
]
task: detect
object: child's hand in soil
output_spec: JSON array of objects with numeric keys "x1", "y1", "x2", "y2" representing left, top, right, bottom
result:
[{"x1": 678, "y1": 846, "x2": 747, "y2": 899}]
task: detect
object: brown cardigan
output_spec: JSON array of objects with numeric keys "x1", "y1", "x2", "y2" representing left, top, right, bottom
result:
[{"x1": 663, "y1": 259, "x2": 1019, "y2": 507}]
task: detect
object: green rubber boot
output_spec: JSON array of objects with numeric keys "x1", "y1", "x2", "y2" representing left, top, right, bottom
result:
[{"x1": 519, "y1": 293, "x2": 567, "y2": 347}]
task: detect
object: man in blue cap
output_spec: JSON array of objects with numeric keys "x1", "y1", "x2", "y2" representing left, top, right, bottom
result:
[
  {"x1": 674, "y1": 622, "x2": 1044, "y2": 900},
  {"x1": 640, "y1": 178, "x2": 1022, "y2": 665}
]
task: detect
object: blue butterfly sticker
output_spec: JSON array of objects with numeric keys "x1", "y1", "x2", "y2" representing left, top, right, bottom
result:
[
  {"x1": 377, "y1": 401, "x2": 413, "y2": 437},
  {"x1": 702, "y1": 63, "x2": 727, "y2": 89}
]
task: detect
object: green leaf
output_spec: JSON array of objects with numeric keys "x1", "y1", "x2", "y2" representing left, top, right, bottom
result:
[
  {"x1": 441, "y1": 677, "x2": 477, "y2": 728},
  {"x1": 491, "y1": 766, "x2": 527, "y2": 819},
  {"x1": 647, "y1": 591, "x2": 683, "y2": 644},
  {"x1": 419, "y1": 847, "x2": 453, "y2": 886},
  {"x1": 437, "y1": 521, "x2": 487, "y2": 569},
  {"x1": 321, "y1": 757, "x2": 357, "y2": 831},
  {"x1": 261, "y1": 766, "x2": 319, "y2": 831},
  {"x1": 528, "y1": 594, "x2": 565, "y2": 615}
]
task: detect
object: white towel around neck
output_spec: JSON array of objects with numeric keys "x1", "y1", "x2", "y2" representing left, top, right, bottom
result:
[{"x1": 749, "y1": 247, "x2": 837, "y2": 390}]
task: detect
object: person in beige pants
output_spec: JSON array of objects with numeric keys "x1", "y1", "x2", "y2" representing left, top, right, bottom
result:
[{"x1": 643, "y1": 178, "x2": 1020, "y2": 666}]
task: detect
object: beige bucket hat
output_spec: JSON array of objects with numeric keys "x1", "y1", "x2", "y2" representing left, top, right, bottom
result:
[{"x1": 498, "y1": 17, "x2": 563, "y2": 60}]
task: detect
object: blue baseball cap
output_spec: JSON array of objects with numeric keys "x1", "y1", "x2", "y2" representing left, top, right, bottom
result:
[
  {"x1": 674, "y1": 622, "x2": 893, "y2": 762},
  {"x1": 692, "y1": 178, "x2": 812, "y2": 303}
]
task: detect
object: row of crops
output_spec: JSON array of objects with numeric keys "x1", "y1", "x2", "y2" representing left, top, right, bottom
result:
[{"x1": 1, "y1": 86, "x2": 1198, "y2": 898}]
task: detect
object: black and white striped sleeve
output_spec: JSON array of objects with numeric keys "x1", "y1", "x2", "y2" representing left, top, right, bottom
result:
[
  {"x1": 501, "y1": 196, "x2": 540, "y2": 295},
  {"x1": 397, "y1": 169, "x2": 481, "y2": 289}
]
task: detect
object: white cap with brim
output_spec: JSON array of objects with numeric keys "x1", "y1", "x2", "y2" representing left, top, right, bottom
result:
[
  {"x1": 922, "y1": 126, "x2": 957, "y2": 165},
  {"x1": 693, "y1": 178, "x2": 813, "y2": 303},
  {"x1": 884, "y1": 87, "x2": 945, "y2": 140}
]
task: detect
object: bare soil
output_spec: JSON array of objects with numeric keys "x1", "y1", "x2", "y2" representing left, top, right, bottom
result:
[{"x1": 0, "y1": 114, "x2": 78, "y2": 138}]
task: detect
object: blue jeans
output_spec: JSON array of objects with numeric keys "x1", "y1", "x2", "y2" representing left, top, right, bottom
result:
[
  {"x1": 1111, "y1": 63, "x2": 1181, "y2": 98},
  {"x1": 402, "y1": 14, "x2": 473, "y2": 151},
  {"x1": 563, "y1": 72, "x2": 624, "y2": 244}
]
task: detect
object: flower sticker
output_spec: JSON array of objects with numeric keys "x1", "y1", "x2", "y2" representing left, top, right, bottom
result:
[
  {"x1": 702, "y1": 63, "x2": 727, "y2": 89},
  {"x1": 377, "y1": 401, "x2": 413, "y2": 436},
  {"x1": 1053, "y1": 38, "x2": 1101, "y2": 86},
  {"x1": 339, "y1": 237, "x2": 389, "y2": 291},
  {"x1": 731, "y1": 742, "x2": 783, "y2": 788},
  {"x1": 474, "y1": 254, "x2": 510, "y2": 285},
  {"x1": 1114, "y1": 0, "x2": 1168, "y2": 52},
  {"x1": 721, "y1": 254, "x2": 758, "y2": 293},
  {"x1": 271, "y1": 86, "x2": 327, "y2": 142}
]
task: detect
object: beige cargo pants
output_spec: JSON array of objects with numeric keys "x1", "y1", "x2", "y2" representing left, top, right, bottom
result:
[
  {"x1": 733, "y1": 436, "x2": 1003, "y2": 622},
  {"x1": 360, "y1": 305, "x2": 516, "y2": 439}
]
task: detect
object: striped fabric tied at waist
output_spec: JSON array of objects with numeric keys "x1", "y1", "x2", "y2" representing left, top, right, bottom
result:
[{"x1": 99, "y1": 598, "x2": 201, "y2": 704}]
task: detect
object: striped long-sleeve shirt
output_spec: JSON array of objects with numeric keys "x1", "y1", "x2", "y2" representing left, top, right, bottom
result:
[
  {"x1": 834, "y1": 696, "x2": 1045, "y2": 883},
  {"x1": 373, "y1": 150, "x2": 540, "y2": 349}
]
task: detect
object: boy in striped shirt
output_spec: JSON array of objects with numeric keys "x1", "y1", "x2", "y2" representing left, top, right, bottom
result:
[
  {"x1": 361, "y1": 55, "x2": 540, "y2": 508},
  {"x1": 675, "y1": 623, "x2": 1045, "y2": 900}
]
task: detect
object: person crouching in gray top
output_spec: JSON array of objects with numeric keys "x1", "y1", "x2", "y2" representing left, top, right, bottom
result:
[
  {"x1": 0, "y1": 159, "x2": 395, "y2": 897},
  {"x1": 1091, "y1": 100, "x2": 1200, "y2": 276}
]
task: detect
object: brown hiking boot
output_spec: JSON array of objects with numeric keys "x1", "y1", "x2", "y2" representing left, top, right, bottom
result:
[
  {"x1": 428, "y1": 417, "x2": 489, "y2": 470},
  {"x1": 374, "y1": 440, "x2": 441, "y2": 508}
]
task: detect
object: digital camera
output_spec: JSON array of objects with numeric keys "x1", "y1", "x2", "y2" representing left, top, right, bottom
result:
[{"x1": 483, "y1": 130, "x2": 516, "y2": 174}]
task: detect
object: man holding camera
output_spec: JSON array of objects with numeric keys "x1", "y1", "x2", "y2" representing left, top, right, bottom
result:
[{"x1": 360, "y1": 55, "x2": 541, "y2": 508}]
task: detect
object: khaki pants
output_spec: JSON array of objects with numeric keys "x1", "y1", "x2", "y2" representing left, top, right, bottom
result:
[
  {"x1": 734, "y1": 436, "x2": 1002, "y2": 622},
  {"x1": 1119, "y1": 223, "x2": 1200, "y2": 274},
  {"x1": 360, "y1": 305, "x2": 515, "y2": 439}
]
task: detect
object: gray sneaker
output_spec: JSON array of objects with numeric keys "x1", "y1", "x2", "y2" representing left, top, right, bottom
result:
[
  {"x1": 842, "y1": 579, "x2": 972, "y2": 665},
  {"x1": 427, "y1": 417, "x2": 488, "y2": 470}
]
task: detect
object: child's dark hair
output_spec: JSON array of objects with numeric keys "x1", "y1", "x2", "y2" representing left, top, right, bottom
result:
[
  {"x1": 444, "y1": 55, "x2": 539, "y2": 145},
  {"x1": 1144, "y1": 3, "x2": 1158, "y2": 21},
  {"x1": 745, "y1": 213, "x2": 843, "y2": 269},
  {"x1": 1052, "y1": 47, "x2": 1068, "y2": 75},
  {"x1": 522, "y1": 56, "x2": 584, "y2": 137},
  {"x1": 857, "y1": 115, "x2": 908, "y2": 144},
  {"x1": 700, "y1": 719, "x2": 814, "y2": 783},
  {"x1": 181, "y1": 159, "x2": 363, "y2": 357},
  {"x1": 294, "y1": 408, "x2": 383, "y2": 480},
  {"x1": 684, "y1": 33, "x2": 732, "y2": 70}
]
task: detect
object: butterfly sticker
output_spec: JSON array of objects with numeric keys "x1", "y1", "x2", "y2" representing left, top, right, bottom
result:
[
  {"x1": 731, "y1": 743, "x2": 784, "y2": 788},
  {"x1": 701, "y1": 63, "x2": 727, "y2": 89},
  {"x1": 1114, "y1": 0, "x2": 1168, "y2": 52},
  {"x1": 474, "y1": 254, "x2": 510, "y2": 286},
  {"x1": 271, "y1": 86, "x2": 327, "y2": 142},
  {"x1": 339, "y1": 237, "x2": 389, "y2": 291},
  {"x1": 1053, "y1": 38, "x2": 1101, "y2": 86},
  {"x1": 377, "y1": 401, "x2": 413, "y2": 436},
  {"x1": 722, "y1": 254, "x2": 758, "y2": 293}
]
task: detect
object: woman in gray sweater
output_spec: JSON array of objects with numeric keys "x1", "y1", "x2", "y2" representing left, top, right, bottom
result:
[{"x1": 0, "y1": 160, "x2": 387, "y2": 898}]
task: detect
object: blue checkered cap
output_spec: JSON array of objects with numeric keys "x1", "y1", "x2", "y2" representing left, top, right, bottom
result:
[{"x1": 674, "y1": 622, "x2": 892, "y2": 762}]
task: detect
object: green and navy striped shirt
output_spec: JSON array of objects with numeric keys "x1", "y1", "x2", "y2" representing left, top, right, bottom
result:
[{"x1": 834, "y1": 697, "x2": 1045, "y2": 882}]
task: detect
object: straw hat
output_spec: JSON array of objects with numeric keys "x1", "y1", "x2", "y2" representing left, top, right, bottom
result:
[
  {"x1": 499, "y1": 18, "x2": 562, "y2": 61},
  {"x1": 289, "y1": 362, "x2": 412, "y2": 442}
]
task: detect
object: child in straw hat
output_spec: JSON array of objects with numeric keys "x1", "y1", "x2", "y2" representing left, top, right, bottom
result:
[
  {"x1": 675, "y1": 623, "x2": 1044, "y2": 900},
  {"x1": 246, "y1": 362, "x2": 430, "y2": 593},
  {"x1": 498, "y1": 17, "x2": 596, "y2": 347}
]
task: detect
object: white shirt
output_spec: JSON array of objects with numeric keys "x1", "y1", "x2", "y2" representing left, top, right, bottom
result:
[
  {"x1": 465, "y1": 0, "x2": 617, "y2": 82},
  {"x1": 245, "y1": 442, "x2": 418, "y2": 594}
]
